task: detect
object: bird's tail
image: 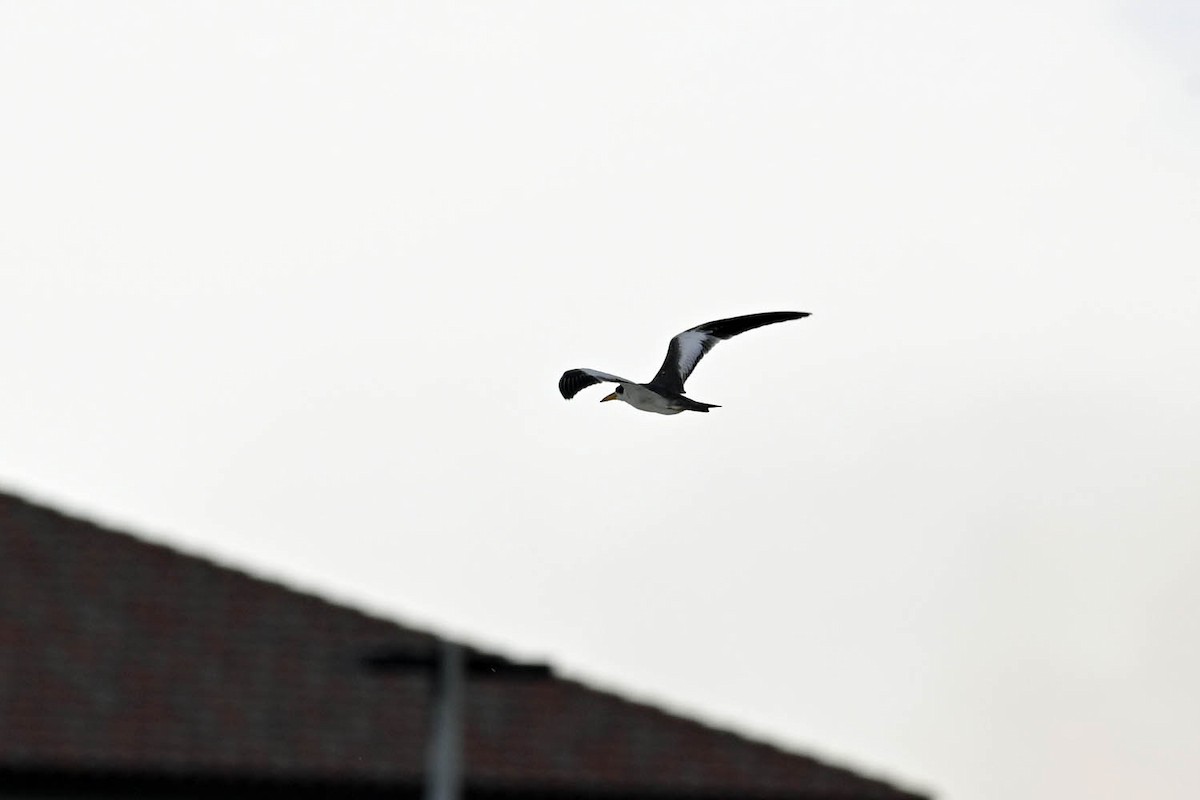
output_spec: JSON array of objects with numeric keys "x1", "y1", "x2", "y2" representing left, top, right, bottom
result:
[{"x1": 691, "y1": 402, "x2": 721, "y2": 413}]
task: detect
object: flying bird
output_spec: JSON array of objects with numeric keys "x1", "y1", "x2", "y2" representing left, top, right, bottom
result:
[{"x1": 558, "y1": 311, "x2": 810, "y2": 414}]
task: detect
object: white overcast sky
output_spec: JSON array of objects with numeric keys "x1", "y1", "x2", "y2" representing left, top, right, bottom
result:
[{"x1": 2, "y1": 2, "x2": 1198, "y2": 798}]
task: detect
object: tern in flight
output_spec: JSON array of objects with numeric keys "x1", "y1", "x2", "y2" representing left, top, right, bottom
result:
[{"x1": 558, "y1": 311, "x2": 809, "y2": 414}]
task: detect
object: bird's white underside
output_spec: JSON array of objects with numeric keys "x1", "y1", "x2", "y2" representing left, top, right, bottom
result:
[{"x1": 618, "y1": 383, "x2": 685, "y2": 414}]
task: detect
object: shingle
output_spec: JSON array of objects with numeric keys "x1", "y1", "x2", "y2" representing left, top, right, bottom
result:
[{"x1": 0, "y1": 490, "x2": 926, "y2": 799}]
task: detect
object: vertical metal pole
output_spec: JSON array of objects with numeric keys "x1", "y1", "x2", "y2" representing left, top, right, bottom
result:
[{"x1": 424, "y1": 640, "x2": 464, "y2": 800}]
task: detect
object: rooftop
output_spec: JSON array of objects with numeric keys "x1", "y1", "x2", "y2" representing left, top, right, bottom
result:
[{"x1": 0, "y1": 489, "x2": 926, "y2": 799}]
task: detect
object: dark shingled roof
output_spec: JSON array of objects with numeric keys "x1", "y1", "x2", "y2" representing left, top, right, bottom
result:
[{"x1": 0, "y1": 489, "x2": 927, "y2": 799}]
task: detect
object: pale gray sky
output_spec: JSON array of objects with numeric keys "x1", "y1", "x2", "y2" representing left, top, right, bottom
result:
[{"x1": 2, "y1": 3, "x2": 1198, "y2": 798}]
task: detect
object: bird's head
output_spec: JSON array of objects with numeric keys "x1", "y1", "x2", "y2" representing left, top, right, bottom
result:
[{"x1": 600, "y1": 384, "x2": 626, "y2": 404}]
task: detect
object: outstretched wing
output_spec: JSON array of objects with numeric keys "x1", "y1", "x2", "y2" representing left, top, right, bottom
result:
[
  {"x1": 558, "y1": 368, "x2": 634, "y2": 400},
  {"x1": 647, "y1": 311, "x2": 810, "y2": 395}
]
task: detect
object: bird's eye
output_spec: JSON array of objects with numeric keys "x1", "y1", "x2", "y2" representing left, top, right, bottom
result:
[{"x1": 616, "y1": 386, "x2": 624, "y2": 394}]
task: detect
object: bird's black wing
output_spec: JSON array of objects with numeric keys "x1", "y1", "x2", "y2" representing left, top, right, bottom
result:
[
  {"x1": 558, "y1": 368, "x2": 634, "y2": 400},
  {"x1": 647, "y1": 311, "x2": 810, "y2": 395}
]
